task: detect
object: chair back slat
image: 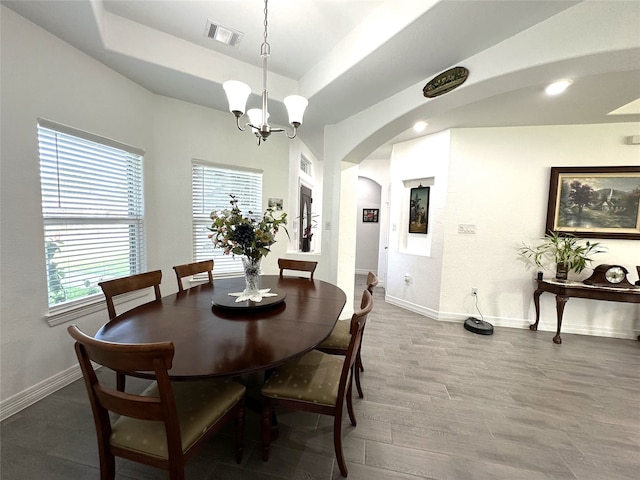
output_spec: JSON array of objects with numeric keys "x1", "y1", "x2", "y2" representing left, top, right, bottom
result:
[
  {"x1": 278, "y1": 258, "x2": 318, "y2": 280},
  {"x1": 173, "y1": 260, "x2": 214, "y2": 292},
  {"x1": 99, "y1": 270, "x2": 163, "y2": 319},
  {"x1": 68, "y1": 325, "x2": 179, "y2": 443},
  {"x1": 338, "y1": 289, "x2": 373, "y2": 396},
  {"x1": 94, "y1": 385, "x2": 164, "y2": 421}
]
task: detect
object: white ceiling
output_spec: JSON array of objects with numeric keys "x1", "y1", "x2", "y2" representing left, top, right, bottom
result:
[{"x1": 3, "y1": 0, "x2": 640, "y2": 160}]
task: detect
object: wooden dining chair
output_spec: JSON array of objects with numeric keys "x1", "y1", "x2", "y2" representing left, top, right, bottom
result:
[
  {"x1": 173, "y1": 260, "x2": 214, "y2": 292},
  {"x1": 260, "y1": 289, "x2": 373, "y2": 478},
  {"x1": 98, "y1": 270, "x2": 163, "y2": 391},
  {"x1": 278, "y1": 258, "x2": 318, "y2": 280},
  {"x1": 316, "y1": 272, "x2": 378, "y2": 398},
  {"x1": 98, "y1": 270, "x2": 163, "y2": 320},
  {"x1": 68, "y1": 325, "x2": 246, "y2": 480}
]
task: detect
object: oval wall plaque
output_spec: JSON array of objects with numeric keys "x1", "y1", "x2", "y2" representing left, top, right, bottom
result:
[{"x1": 423, "y1": 66, "x2": 469, "y2": 98}]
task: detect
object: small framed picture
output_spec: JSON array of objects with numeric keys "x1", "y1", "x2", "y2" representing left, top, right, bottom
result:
[
  {"x1": 268, "y1": 198, "x2": 284, "y2": 211},
  {"x1": 409, "y1": 186, "x2": 430, "y2": 234},
  {"x1": 362, "y1": 208, "x2": 379, "y2": 223}
]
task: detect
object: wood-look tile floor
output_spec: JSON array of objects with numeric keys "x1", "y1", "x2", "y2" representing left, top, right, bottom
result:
[{"x1": 2, "y1": 275, "x2": 639, "y2": 479}]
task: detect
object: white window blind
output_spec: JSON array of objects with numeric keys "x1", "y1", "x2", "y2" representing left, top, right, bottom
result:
[
  {"x1": 38, "y1": 119, "x2": 145, "y2": 309},
  {"x1": 192, "y1": 161, "x2": 263, "y2": 276}
]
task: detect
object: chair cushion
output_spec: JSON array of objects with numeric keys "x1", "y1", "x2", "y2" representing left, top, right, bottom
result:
[
  {"x1": 110, "y1": 379, "x2": 245, "y2": 459},
  {"x1": 261, "y1": 350, "x2": 344, "y2": 407},
  {"x1": 316, "y1": 319, "x2": 350, "y2": 350}
]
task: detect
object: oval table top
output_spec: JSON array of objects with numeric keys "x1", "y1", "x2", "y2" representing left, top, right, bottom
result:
[{"x1": 95, "y1": 275, "x2": 346, "y2": 379}]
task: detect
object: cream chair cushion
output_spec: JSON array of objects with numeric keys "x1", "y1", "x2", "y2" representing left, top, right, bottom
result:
[
  {"x1": 111, "y1": 379, "x2": 245, "y2": 459},
  {"x1": 317, "y1": 319, "x2": 350, "y2": 350},
  {"x1": 262, "y1": 350, "x2": 345, "y2": 406}
]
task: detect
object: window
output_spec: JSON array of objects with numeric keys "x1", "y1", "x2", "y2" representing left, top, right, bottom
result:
[
  {"x1": 192, "y1": 161, "x2": 263, "y2": 276},
  {"x1": 300, "y1": 154, "x2": 312, "y2": 176},
  {"x1": 38, "y1": 119, "x2": 145, "y2": 310}
]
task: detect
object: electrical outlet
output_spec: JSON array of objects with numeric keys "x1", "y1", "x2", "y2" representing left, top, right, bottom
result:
[{"x1": 471, "y1": 288, "x2": 478, "y2": 295}]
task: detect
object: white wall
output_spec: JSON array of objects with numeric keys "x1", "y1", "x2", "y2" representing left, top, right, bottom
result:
[
  {"x1": 148, "y1": 96, "x2": 291, "y2": 280},
  {"x1": 444, "y1": 124, "x2": 640, "y2": 338},
  {"x1": 386, "y1": 124, "x2": 640, "y2": 339},
  {"x1": 336, "y1": 162, "x2": 360, "y2": 317},
  {"x1": 358, "y1": 158, "x2": 391, "y2": 286},
  {"x1": 0, "y1": 7, "x2": 293, "y2": 417},
  {"x1": 1, "y1": 6, "x2": 154, "y2": 416},
  {"x1": 355, "y1": 177, "x2": 381, "y2": 275},
  {"x1": 385, "y1": 131, "x2": 451, "y2": 317}
]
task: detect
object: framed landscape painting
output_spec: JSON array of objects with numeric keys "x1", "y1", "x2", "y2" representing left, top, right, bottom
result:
[
  {"x1": 545, "y1": 166, "x2": 640, "y2": 239},
  {"x1": 409, "y1": 186, "x2": 430, "y2": 234}
]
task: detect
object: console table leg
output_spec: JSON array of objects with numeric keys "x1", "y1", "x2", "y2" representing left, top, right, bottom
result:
[
  {"x1": 530, "y1": 288, "x2": 543, "y2": 331},
  {"x1": 553, "y1": 295, "x2": 569, "y2": 344}
]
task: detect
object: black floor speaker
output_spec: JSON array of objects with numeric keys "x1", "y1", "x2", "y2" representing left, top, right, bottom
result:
[{"x1": 463, "y1": 317, "x2": 494, "y2": 335}]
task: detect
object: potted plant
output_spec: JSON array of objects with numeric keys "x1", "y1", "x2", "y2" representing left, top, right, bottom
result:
[{"x1": 519, "y1": 232, "x2": 605, "y2": 280}]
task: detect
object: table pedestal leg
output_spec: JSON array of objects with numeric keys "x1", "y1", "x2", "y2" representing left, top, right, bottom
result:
[
  {"x1": 530, "y1": 288, "x2": 543, "y2": 331},
  {"x1": 553, "y1": 295, "x2": 568, "y2": 344}
]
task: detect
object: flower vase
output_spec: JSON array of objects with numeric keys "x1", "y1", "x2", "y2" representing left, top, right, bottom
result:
[{"x1": 242, "y1": 256, "x2": 262, "y2": 296}]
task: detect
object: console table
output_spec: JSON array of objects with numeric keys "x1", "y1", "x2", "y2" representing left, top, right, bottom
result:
[{"x1": 530, "y1": 279, "x2": 640, "y2": 344}]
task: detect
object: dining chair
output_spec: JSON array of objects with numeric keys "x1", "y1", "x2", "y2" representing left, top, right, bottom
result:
[
  {"x1": 316, "y1": 272, "x2": 378, "y2": 398},
  {"x1": 260, "y1": 288, "x2": 373, "y2": 478},
  {"x1": 278, "y1": 258, "x2": 318, "y2": 280},
  {"x1": 98, "y1": 270, "x2": 163, "y2": 391},
  {"x1": 68, "y1": 325, "x2": 246, "y2": 480},
  {"x1": 173, "y1": 259, "x2": 214, "y2": 292}
]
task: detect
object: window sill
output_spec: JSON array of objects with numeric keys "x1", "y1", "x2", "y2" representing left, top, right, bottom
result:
[{"x1": 45, "y1": 291, "x2": 146, "y2": 327}]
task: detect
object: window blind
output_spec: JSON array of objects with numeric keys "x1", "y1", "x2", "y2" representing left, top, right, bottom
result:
[
  {"x1": 192, "y1": 161, "x2": 263, "y2": 276},
  {"x1": 38, "y1": 120, "x2": 145, "y2": 309}
]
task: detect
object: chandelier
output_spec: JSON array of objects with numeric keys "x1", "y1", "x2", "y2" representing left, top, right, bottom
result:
[{"x1": 222, "y1": 0, "x2": 308, "y2": 145}]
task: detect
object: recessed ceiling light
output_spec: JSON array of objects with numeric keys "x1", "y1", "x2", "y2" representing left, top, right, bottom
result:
[
  {"x1": 545, "y1": 79, "x2": 572, "y2": 96},
  {"x1": 413, "y1": 121, "x2": 428, "y2": 132}
]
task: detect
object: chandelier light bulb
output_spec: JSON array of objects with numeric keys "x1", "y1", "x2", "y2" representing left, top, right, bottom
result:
[
  {"x1": 283, "y1": 95, "x2": 308, "y2": 125},
  {"x1": 223, "y1": 80, "x2": 251, "y2": 115}
]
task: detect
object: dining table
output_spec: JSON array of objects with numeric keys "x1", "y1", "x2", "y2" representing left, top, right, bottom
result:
[{"x1": 94, "y1": 275, "x2": 347, "y2": 380}]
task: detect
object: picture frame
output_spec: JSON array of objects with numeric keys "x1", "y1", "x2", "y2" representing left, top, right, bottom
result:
[
  {"x1": 362, "y1": 208, "x2": 379, "y2": 223},
  {"x1": 268, "y1": 197, "x2": 283, "y2": 211},
  {"x1": 545, "y1": 166, "x2": 640, "y2": 240},
  {"x1": 409, "y1": 186, "x2": 430, "y2": 234}
]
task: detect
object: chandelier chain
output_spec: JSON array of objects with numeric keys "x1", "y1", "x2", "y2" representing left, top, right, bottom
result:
[{"x1": 261, "y1": 0, "x2": 270, "y2": 57}]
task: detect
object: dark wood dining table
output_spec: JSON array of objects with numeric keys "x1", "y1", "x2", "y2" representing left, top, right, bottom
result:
[{"x1": 94, "y1": 275, "x2": 347, "y2": 380}]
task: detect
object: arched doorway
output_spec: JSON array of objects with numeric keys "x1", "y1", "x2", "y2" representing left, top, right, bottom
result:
[{"x1": 355, "y1": 176, "x2": 381, "y2": 275}]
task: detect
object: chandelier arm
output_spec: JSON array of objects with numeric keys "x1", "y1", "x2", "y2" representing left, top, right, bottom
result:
[
  {"x1": 234, "y1": 113, "x2": 248, "y2": 132},
  {"x1": 286, "y1": 125, "x2": 299, "y2": 140}
]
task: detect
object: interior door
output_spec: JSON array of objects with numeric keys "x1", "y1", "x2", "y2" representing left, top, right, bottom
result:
[{"x1": 299, "y1": 185, "x2": 312, "y2": 251}]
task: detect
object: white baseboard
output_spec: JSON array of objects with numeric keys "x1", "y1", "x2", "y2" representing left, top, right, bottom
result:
[
  {"x1": 384, "y1": 294, "x2": 638, "y2": 340},
  {"x1": 385, "y1": 295, "x2": 440, "y2": 320},
  {"x1": 0, "y1": 364, "x2": 83, "y2": 421}
]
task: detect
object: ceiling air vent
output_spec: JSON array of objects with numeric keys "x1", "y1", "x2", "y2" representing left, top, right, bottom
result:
[{"x1": 205, "y1": 20, "x2": 243, "y2": 47}]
